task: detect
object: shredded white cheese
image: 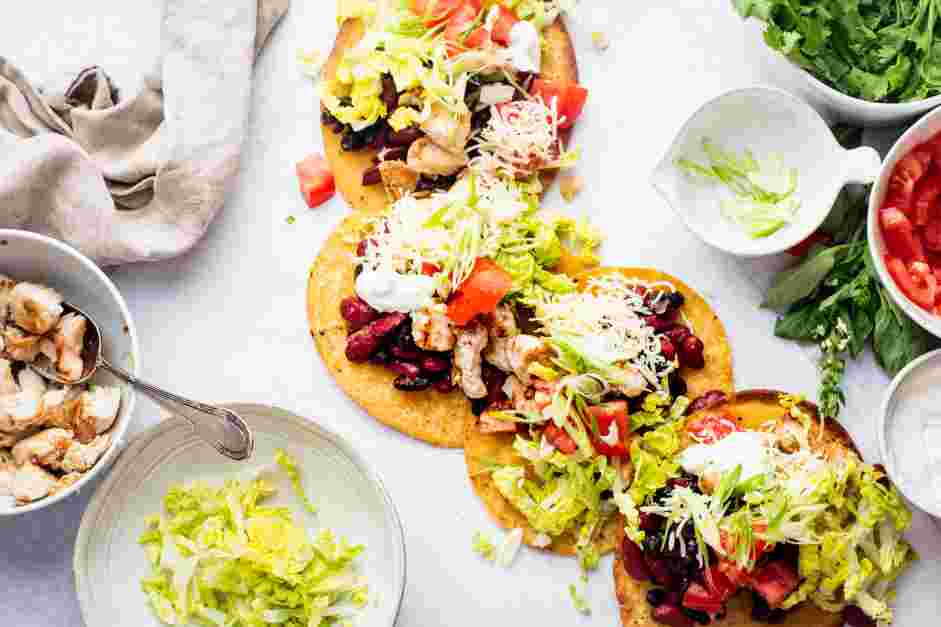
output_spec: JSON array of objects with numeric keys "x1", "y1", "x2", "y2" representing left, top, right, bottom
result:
[{"x1": 470, "y1": 98, "x2": 564, "y2": 178}]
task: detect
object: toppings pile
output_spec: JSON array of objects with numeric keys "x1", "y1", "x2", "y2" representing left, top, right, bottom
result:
[
  {"x1": 618, "y1": 396, "x2": 917, "y2": 627},
  {"x1": 0, "y1": 277, "x2": 121, "y2": 506},
  {"x1": 320, "y1": 0, "x2": 587, "y2": 199}
]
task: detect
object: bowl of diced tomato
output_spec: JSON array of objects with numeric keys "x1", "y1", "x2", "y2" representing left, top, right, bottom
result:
[{"x1": 870, "y1": 107, "x2": 941, "y2": 337}]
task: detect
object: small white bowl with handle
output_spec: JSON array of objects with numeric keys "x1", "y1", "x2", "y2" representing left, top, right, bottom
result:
[{"x1": 652, "y1": 86, "x2": 882, "y2": 257}]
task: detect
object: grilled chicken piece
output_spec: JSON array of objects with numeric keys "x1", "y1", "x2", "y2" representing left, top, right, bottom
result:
[
  {"x1": 614, "y1": 366, "x2": 647, "y2": 398},
  {"x1": 3, "y1": 326, "x2": 41, "y2": 362},
  {"x1": 0, "y1": 359, "x2": 17, "y2": 396},
  {"x1": 407, "y1": 137, "x2": 468, "y2": 177},
  {"x1": 11, "y1": 282, "x2": 64, "y2": 335},
  {"x1": 50, "y1": 472, "x2": 82, "y2": 496},
  {"x1": 12, "y1": 428, "x2": 73, "y2": 467},
  {"x1": 774, "y1": 419, "x2": 804, "y2": 453},
  {"x1": 0, "y1": 369, "x2": 47, "y2": 435},
  {"x1": 78, "y1": 386, "x2": 121, "y2": 437},
  {"x1": 0, "y1": 275, "x2": 17, "y2": 319},
  {"x1": 454, "y1": 323, "x2": 488, "y2": 399},
  {"x1": 412, "y1": 305, "x2": 456, "y2": 352},
  {"x1": 53, "y1": 313, "x2": 87, "y2": 382},
  {"x1": 507, "y1": 335, "x2": 550, "y2": 385},
  {"x1": 420, "y1": 103, "x2": 471, "y2": 155},
  {"x1": 379, "y1": 161, "x2": 419, "y2": 200},
  {"x1": 10, "y1": 462, "x2": 57, "y2": 504},
  {"x1": 41, "y1": 388, "x2": 82, "y2": 433},
  {"x1": 483, "y1": 305, "x2": 519, "y2": 372},
  {"x1": 60, "y1": 434, "x2": 111, "y2": 473},
  {"x1": 478, "y1": 411, "x2": 518, "y2": 434}
]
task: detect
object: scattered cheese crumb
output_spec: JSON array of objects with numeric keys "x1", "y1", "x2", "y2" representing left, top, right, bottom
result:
[
  {"x1": 591, "y1": 31, "x2": 609, "y2": 51},
  {"x1": 297, "y1": 48, "x2": 324, "y2": 80},
  {"x1": 560, "y1": 174, "x2": 584, "y2": 202}
]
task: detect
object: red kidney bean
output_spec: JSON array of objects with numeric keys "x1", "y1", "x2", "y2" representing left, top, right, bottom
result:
[
  {"x1": 369, "y1": 349, "x2": 391, "y2": 365},
  {"x1": 386, "y1": 126, "x2": 423, "y2": 147},
  {"x1": 843, "y1": 606, "x2": 876, "y2": 627},
  {"x1": 394, "y1": 374, "x2": 432, "y2": 391},
  {"x1": 652, "y1": 604, "x2": 694, "y2": 627},
  {"x1": 665, "y1": 324, "x2": 691, "y2": 345},
  {"x1": 688, "y1": 390, "x2": 728, "y2": 414},
  {"x1": 645, "y1": 557, "x2": 675, "y2": 588},
  {"x1": 620, "y1": 538, "x2": 652, "y2": 582},
  {"x1": 345, "y1": 313, "x2": 407, "y2": 362},
  {"x1": 388, "y1": 361, "x2": 421, "y2": 378},
  {"x1": 660, "y1": 337, "x2": 676, "y2": 361},
  {"x1": 482, "y1": 364, "x2": 508, "y2": 405},
  {"x1": 644, "y1": 315, "x2": 673, "y2": 332},
  {"x1": 420, "y1": 353, "x2": 451, "y2": 374},
  {"x1": 356, "y1": 238, "x2": 377, "y2": 257},
  {"x1": 390, "y1": 344, "x2": 421, "y2": 361},
  {"x1": 679, "y1": 335, "x2": 705, "y2": 369},
  {"x1": 381, "y1": 146, "x2": 408, "y2": 162},
  {"x1": 638, "y1": 511, "x2": 660, "y2": 532},
  {"x1": 362, "y1": 165, "x2": 382, "y2": 186},
  {"x1": 664, "y1": 591, "x2": 683, "y2": 607},
  {"x1": 340, "y1": 296, "x2": 379, "y2": 332},
  {"x1": 432, "y1": 374, "x2": 456, "y2": 393},
  {"x1": 380, "y1": 75, "x2": 398, "y2": 112}
]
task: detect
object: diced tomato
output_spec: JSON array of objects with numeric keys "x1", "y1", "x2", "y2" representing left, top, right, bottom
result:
[
  {"x1": 880, "y1": 207, "x2": 925, "y2": 262},
  {"x1": 530, "y1": 79, "x2": 589, "y2": 130},
  {"x1": 889, "y1": 149, "x2": 932, "y2": 208},
  {"x1": 720, "y1": 523, "x2": 772, "y2": 566},
  {"x1": 683, "y1": 583, "x2": 724, "y2": 615},
  {"x1": 717, "y1": 560, "x2": 752, "y2": 587},
  {"x1": 686, "y1": 411, "x2": 741, "y2": 444},
  {"x1": 444, "y1": 3, "x2": 487, "y2": 56},
  {"x1": 296, "y1": 154, "x2": 335, "y2": 208},
  {"x1": 490, "y1": 5, "x2": 519, "y2": 45},
  {"x1": 544, "y1": 422, "x2": 578, "y2": 454},
  {"x1": 886, "y1": 256, "x2": 937, "y2": 310},
  {"x1": 420, "y1": 262, "x2": 441, "y2": 276},
  {"x1": 750, "y1": 562, "x2": 800, "y2": 607},
  {"x1": 911, "y1": 174, "x2": 941, "y2": 226},
  {"x1": 409, "y1": 0, "x2": 466, "y2": 25},
  {"x1": 588, "y1": 400, "x2": 630, "y2": 457},
  {"x1": 925, "y1": 219, "x2": 941, "y2": 251},
  {"x1": 446, "y1": 257, "x2": 514, "y2": 325},
  {"x1": 786, "y1": 230, "x2": 832, "y2": 258}
]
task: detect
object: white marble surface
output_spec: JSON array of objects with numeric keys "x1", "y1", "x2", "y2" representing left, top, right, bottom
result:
[{"x1": 1, "y1": 1, "x2": 939, "y2": 626}]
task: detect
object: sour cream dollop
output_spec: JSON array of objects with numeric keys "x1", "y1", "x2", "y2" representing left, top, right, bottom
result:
[
  {"x1": 505, "y1": 21, "x2": 541, "y2": 74},
  {"x1": 679, "y1": 431, "x2": 772, "y2": 483},
  {"x1": 354, "y1": 269, "x2": 435, "y2": 313}
]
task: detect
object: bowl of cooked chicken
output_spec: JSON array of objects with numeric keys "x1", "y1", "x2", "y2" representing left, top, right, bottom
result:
[{"x1": 0, "y1": 230, "x2": 137, "y2": 514}]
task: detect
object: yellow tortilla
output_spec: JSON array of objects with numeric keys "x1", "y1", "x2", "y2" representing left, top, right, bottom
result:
[
  {"x1": 612, "y1": 390, "x2": 855, "y2": 627},
  {"x1": 464, "y1": 268, "x2": 735, "y2": 556},
  {"x1": 322, "y1": 17, "x2": 580, "y2": 213}
]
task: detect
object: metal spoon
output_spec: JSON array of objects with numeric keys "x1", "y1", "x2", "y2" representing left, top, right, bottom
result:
[{"x1": 29, "y1": 302, "x2": 254, "y2": 461}]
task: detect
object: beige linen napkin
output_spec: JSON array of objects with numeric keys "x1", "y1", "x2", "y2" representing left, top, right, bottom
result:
[{"x1": 0, "y1": 0, "x2": 289, "y2": 265}]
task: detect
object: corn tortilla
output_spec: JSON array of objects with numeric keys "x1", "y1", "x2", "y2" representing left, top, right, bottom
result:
[
  {"x1": 612, "y1": 390, "x2": 855, "y2": 627},
  {"x1": 464, "y1": 268, "x2": 735, "y2": 556},
  {"x1": 322, "y1": 17, "x2": 580, "y2": 213}
]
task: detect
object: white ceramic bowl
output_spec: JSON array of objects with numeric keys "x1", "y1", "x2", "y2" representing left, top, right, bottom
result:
[
  {"x1": 797, "y1": 69, "x2": 941, "y2": 128},
  {"x1": 0, "y1": 230, "x2": 138, "y2": 516},
  {"x1": 868, "y1": 107, "x2": 941, "y2": 339},
  {"x1": 652, "y1": 86, "x2": 881, "y2": 257}
]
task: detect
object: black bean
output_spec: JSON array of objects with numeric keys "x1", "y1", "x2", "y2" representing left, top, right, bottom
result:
[
  {"x1": 470, "y1": 397, "x2": 488, "y2": 416},
  {"x1": 341, "y1": 130, "x2": 366, "y2": 152},
  {"x1": 420, "y1": 353, "x2": 451, "y2": 374},
  {"x1": 387, "y1": 126, "x2": 423, "y2": 147},
  {"x1": 668, "y1": 291, "x2": 686, "y2": 309},
  {"x1": 668, "y1": 372, "x2": 688, "y2": 398},
  {"x1": 381, "y1": 146, "x2": 409, "y2": 162},
  {"x1": 843, "y1": 606, "x2": 876, "y2": 627},
  {"x1": 369, "y1": 349, "x2": 391, "y2": 365},
  {"x1": 362, "y1": 165, "x2": 382, "y2": 186},
  {"x1": 393, "y1": 375, "x2": 432, "y2": 391},
  {"x1": 683, "y1": 608, "x2": 710, "y2": 625},
  {"x1": 432, "y1": 374, "x2": 456, "y2": 393},
  {"x1": 646, "y1": 588, "x2": 666, "y2": 607}
]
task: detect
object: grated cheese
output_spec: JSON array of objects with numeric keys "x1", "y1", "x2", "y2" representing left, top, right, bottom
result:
[{"x1": 470, "y1": 98, "x2": 565, "y2": 178}]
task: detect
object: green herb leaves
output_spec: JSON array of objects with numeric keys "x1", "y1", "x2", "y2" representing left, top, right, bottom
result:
[{"x1": 734, "y1": 0, "x2": 941, "y2": 103}]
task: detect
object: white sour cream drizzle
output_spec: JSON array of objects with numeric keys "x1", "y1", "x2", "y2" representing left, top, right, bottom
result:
[
  {"x1": 354, "y1": 269, "x2": 434, "y2": 313},
  {"x1": 504, "y1": 21, "x2": 541, "y2": 74},
  {"x1": 679, "y1": 431, "x2": 773, "y2": 483}
]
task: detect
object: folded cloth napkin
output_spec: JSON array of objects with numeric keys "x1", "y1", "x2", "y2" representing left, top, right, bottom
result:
[{"x1": 0, "y1": 0, "x2": 289, "y2": 265}]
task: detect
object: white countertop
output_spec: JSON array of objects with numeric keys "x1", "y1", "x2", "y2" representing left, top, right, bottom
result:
[{"x1": 2, "y1": 2, "x2": 939, "y2": 626}]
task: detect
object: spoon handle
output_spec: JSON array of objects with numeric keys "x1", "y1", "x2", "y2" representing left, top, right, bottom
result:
[{"x1": 99, "y1": 360, "x2": 254, "y2": 461}]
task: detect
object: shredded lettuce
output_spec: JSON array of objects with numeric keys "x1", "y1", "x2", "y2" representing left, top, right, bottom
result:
[
  {"x1": 567, "y1": 582, "x2": 591, "y2": 615},
  {"x1": 472, "y1": 531, "x2": 496, "y2": 562},
  {"x1": 138, "y1": 453, "x2": 366, "y2": 627},
  {"x1": 275, "y1": 449, "x2": 317, "y2": 514}
]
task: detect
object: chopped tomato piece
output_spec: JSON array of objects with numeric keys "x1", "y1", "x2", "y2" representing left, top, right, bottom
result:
[
  {"x1": 421, "y1": 262, "x2": 441, "y2": 276},
  {"x1": 490, "y1": 5, "x2": 519, "y2": 45},
  {"x1": 686, "y1": 411, "x2": 741, "y2": 444},
  {"x1": 889, "y1": 149, "x2": 932, "y2": 208},
  {"x1": 683, "y1": 583, "x2": 724, "y2": 615},
  {"x1": 925, "y1": 219, "x2": 941, "y2": 251},
  {"x1": 717, "y1": 560, "x2": 752, "y2": 588},
  {"x1": 886, "y1": 256, "x2": 937, "y2": 310},
  {"x1": 544, "y1": 423, "x2": 578, "y2": 454},
  {"x1": 786, "y1": 230, "x2": 832, "y2": 258},
  {"x1": 705, "y1": 566, "x2": 738, "y2": 601},
  {"x1": 296, "y1": 154, "x2": 335, "y2": 208},
  {"x1": 444, "y1": 3, "x2": 487, "y2": 56},
  {"x1": 530, "y1": 79, "x2": 589, "y2": 130},
  {"x1": 409, "y1": 0, "x2": 466, "y2": 25},
  {"x1": 446, "y1": 257, "x2": 513, "y2": 325},
  {"x1": 912, "y1": 174, "x2": 941, "y2": 226},
  {"x1": 588, "y1": 400, "x2": 630, "y2": 457},
  {"x1": 880, "y1": 207, "x2": 925, "y2": 262},
  {"x1": 750, "y1": 562, "x2": 799, "y2": 607}
]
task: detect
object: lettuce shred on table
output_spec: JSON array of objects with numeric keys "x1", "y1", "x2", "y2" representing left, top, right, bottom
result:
[{"x1": 138, "y1": 450, "x2": 367, "y2": 627}]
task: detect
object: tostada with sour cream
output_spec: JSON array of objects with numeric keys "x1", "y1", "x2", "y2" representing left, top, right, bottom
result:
[
  {"x1": 613, "y1": 391, "x2": 916, "y2": 627},
  {"x1": 320, "y1": 0, "x2": 585, "y2": 212},
  {"x1": 462, "y1": 267, "x2": 733, "y2": 562}
]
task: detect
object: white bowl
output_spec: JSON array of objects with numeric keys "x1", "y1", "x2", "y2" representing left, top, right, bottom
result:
[
  {"x1": 868, "y1": 107, "x2": 941, "y2": 339},
  {"x1": 652, "y1": 86, "x2": 881, "y2": 257},
  {"x1": 797, "y1": 65, "x2": 941, "y2": 128},
  {"x1": 75, "y1": 404, "x2": 406, "y2": 627},
  {"x1": 0, "y1": 230, "x2": 138, "y2": 516}
]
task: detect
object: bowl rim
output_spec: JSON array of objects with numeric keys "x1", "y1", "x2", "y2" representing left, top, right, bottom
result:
[
  {"x1": 0, "y1": 229, "x2": 140, "y2": 516},
  {"x1": 877, "y1": 348, "x2": 941, "y2": 518},
  {"x1": 866, "y1": 107, "x2": 941, "y2": 340},
  {"x1": 796, "y1": 57, "x2": 941, "y2": 113}
]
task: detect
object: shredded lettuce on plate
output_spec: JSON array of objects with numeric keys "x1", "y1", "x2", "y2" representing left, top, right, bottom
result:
[
  {"x1": 138, "y1": 450, "x2": 367, "y2": 627},
  {"x1": 677, "y1": 138, "x2": 801, "y2": 238}
]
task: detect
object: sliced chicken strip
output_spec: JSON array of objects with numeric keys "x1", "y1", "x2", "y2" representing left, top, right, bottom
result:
[
  {"x1": 507, "y1": 335, "x2": 551, "y2": 384},
  {"x1": 454, "y1": 323, "x2": 488, "y2": 399},
  {"x1": 11, "y1": 462, "x2": 57, "y2": 504},
  {"x1": 53, "y1": 313, "x2": 87, "y2": 382},
  {"x1": 420, "y1": 103, "x2": 472, "y2": 155},
  {"x1": 379, "y1": 160, "x2": 419, "y2": 200},
  {"x1": 407, "y1": 137, "x2": 468, "y2": 177},
  {"x1": 12, "y1": 428, "x2": 73, "y2": 467},
  {"x1": 0, "y1": 369, "x2": 47, "y2": 434},
  {"x1": 412, "y1": 304, "x2": 456, "y2": 352},
  {"x1": 0, "y1": 359, "x2": 17, "y2": 395},
  {"x1": 3, "y1": 326, "x2": 41, "y2": 362},
  {"x1": 483, "y1": 305, "x2": 519, "y2": 372},
  {"x1": 79, "y1": 386, "x2": 121, "y2": 437},
  {"x1": 478, "y1": 411, "x2": 518, "y2": 434},
  {"x1": 60, "y1": 433, "x2": 111, "y2": 473},
  {"x1": 11, "y1": 282, "x2": 64, "y2": 335},
  {"x1": 614, "y1": 366, "x2": 647, "y2": 398}
]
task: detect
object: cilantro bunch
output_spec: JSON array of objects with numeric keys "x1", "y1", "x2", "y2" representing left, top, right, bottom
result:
[
  {"x1": 734, "y1": 0, "x2": 941, "y2": 103},
  {"x1": 762, "y1": 128, "x2": 936, "y2": 418}
]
